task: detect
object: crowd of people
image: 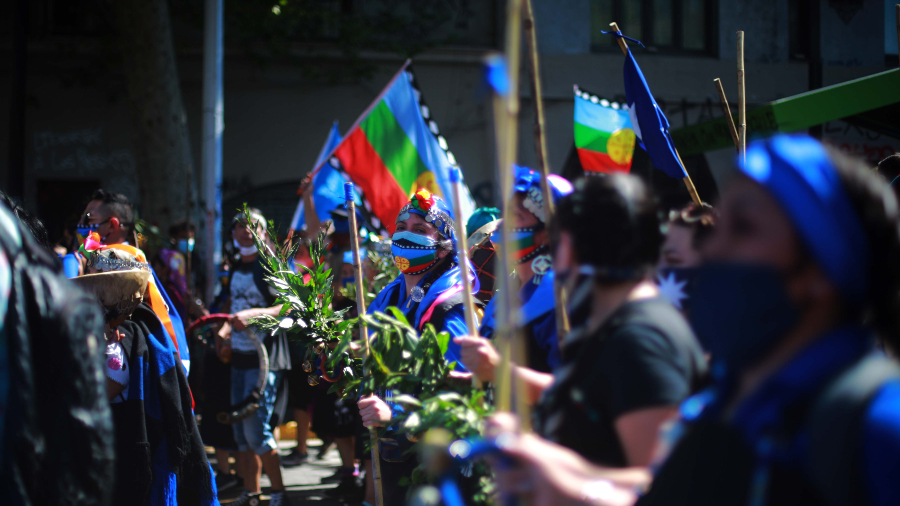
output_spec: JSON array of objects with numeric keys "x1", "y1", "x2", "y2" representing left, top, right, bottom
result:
[{"x1": 0, "y1": 133, "x2": 898, "y2": 506}]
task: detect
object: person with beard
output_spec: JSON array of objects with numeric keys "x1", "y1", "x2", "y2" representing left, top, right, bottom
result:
[{"x1": 488, "y1": 135, "x2": 900, "y2": 506}]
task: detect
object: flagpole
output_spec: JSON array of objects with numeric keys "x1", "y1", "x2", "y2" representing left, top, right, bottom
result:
[
  {"x1": 345, "y1": 183, "x2": 385, "y2": 506},
  {"x1": 737, "y1": 31, "x2": 746, "y2": 163},
  {"x1": 449, "y1": 168, "x2": 482, "y2": 389},
  {"x1": 522, "y1": 0, "x2": 570, "y2": 339},
  {"x1": 489, "y1": 0, "x2": 530, "y2": 429},
  {"x1": 610, "y1": 22, "x2": 701, "y2": 206},
  {"x1": 713, "y1": 78, "x2": 740, "y2": 152}
]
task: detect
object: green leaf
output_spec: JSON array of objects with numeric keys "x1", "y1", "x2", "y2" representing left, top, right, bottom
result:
[{"x1": 391, "y1": 394, "x2": 422, "y2": 408}]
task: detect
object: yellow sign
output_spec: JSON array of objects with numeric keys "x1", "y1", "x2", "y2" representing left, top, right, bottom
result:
[{"x1": 607, "y1": 128, "x2": 636, "y2": 165}]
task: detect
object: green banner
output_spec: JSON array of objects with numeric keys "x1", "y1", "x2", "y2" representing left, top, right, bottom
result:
[{"x1": 671, "y1": 68, "x2": 900, "y2": 156}]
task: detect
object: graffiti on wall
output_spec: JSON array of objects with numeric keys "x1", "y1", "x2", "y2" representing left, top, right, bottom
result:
[{"x1": 31, "y1": 126, "x2": 138, "y2": 198}]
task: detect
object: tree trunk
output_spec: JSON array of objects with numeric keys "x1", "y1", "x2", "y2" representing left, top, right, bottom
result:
[{"x1": 113, "y1": 0, "x2": 194, "y2": 231}]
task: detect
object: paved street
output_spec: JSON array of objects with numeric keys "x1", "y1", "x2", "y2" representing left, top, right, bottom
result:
[{"x1": 211, "y1": 439, "x2": 356, "y2": 505}]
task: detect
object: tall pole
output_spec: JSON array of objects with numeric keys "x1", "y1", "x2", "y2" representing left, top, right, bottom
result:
[
  {"x1": 713, "y1": 78, "x2": 740, "y2": 152},
  {"x1": 201, "y1": 0, "x2": 224, "y2": 305},
  {"x1": 737, "y1": 31, "x2": 746, "y2": 163},
  {"x1": 522, "y1": 0, "x2": 570, "y2": 339},
  {"x1": 610, "y1": 22, "x2": 701, "y2": 206},
  {"x1": 345, "y1": 183, "x2": 385, "y2": 506}
]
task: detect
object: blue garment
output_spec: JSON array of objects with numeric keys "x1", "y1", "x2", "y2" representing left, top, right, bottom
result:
[
  {"x1": 479, "y1": 272, "x2": 559, "y2": 370},
  {"x1": 151, "y1": 267, "x2": 190, "y2": 375},
  {"x1": 368, "y1": 266, "x2": 471, "y2": 370},
  {"x1": 128, "y1": 307, "x2": 219, "y2": 506},
  {"x1": 682, "y1": 327, "x2": 900, "y2": 506},
  {"x1": 231, "y1": 369, "x2": 284, "y2": 455},
  {"x1": 62, "y1": 252, "x2": 80, "y2": 278}
]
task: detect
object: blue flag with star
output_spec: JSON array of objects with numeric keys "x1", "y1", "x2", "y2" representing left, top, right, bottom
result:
[{"x1": 623, "y1": 48, "x2": 687, "y2": 179}]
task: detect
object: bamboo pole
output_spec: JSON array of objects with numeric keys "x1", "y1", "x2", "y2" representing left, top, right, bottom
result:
[
  {"x1": 448, "y1": 168, "x2": 482, "y2": 389},
  {"x1": 713, "y1": 78, "x2": 740, "y2": 152},
  {"x1": 522, "y1": 0, "x2": 570, "y2": 339},
  {"x1": 610, "y1": 22, "x2": 701, "y2": 206},
  {"x1": 345, "y1": 183, "x2": 384, "y2": 506},
  {"x1": 737, "y1": 31, "x2": 746, "y2": 163},
  {"x1": 490, "y1": 0, "x2": 529, "y2": 429}
]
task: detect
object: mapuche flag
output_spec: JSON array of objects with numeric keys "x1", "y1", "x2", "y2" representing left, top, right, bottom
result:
[
  {"x1": 623, "y1": 46, "x2": 687, "y2": 179},
  {"x1": 574, "y1": 85, "x2": 636, "y2": 173},
  {"x1": 323, "y1": 60, "x2": 476, "y2": 234}
]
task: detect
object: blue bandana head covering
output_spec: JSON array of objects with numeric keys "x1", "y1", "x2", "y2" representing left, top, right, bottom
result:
[
  {"x1": 466, "y1": 207, "x2": 501, "y2": 237},
  {"x1": 396, "y1": 189, "x2": 457, "y2": 246},
  {"x1": 738, "y1": 134, "x2": 869, "y2": 305},
  {"x1": 513, "y1": 165, "x2": 574, "y2": 222}
]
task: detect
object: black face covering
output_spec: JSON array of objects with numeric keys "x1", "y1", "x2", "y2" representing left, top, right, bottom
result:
[{"x1": 689, "y1": 262, "x2": 799, "y2": 374}]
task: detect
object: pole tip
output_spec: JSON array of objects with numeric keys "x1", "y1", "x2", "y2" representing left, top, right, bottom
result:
[
  {"x1": 344, "y1": 182, "x2": 354, "y2": 202},
  {"x1": 449, "y1": 168, "x2": 460, "y2": 183}
]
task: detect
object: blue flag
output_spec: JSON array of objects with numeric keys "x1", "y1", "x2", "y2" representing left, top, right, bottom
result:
[
  {"x1": 623, "y1": 48, "x2": 687, "y2": 179},
  {"x1": 291, "y1": 122, "x2": 357, "y2": 231}
]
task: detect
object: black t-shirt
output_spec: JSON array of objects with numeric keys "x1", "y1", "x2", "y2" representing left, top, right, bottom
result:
[
  {"x1": 533, "y1": 296, "x2": 707, "y2": 467},
  {"x1": 228, "y1": 259, "x2": 292, "y2": 372}
]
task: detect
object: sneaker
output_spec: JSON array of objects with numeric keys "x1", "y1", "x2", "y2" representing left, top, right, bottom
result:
[
  {"x1": 229, "y1": 491, "x2": 262, "y2": 506},
  {"x1": 215, "y1": 473, "x2": 239, "y2": 492},
  {"x1": 320, "y1": 466, "x2": 354, "y2": 484},
  {"x1": 280, "y1": 448, "x2": 308, "y2": 467},
  {"x1": 268, "y1": 490, "x2": 291, "y2": 506}
]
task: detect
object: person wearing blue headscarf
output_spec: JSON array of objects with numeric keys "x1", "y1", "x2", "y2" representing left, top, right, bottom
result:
[
  {"x1": 358, "y1": 188, "x2": 480, "y2": 506},
  {"x1": 487, "y1": 135, "x2": 900, "y2": 506},
  {"x1": 458, "y1": 166, "x2": 573, "y2": 382}
]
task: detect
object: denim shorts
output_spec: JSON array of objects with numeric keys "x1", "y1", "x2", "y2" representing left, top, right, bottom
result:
[{"x1": 231, "y1": 368, "x2": 284, "y2": 455}]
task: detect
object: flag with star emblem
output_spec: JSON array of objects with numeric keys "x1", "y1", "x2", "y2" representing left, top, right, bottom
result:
[
  {"x1": 656, "y1": 267, "x2": 698, "y2": 312},
  {"x1": 623, "y1": 48, "x2": 688, "y2": 179}
]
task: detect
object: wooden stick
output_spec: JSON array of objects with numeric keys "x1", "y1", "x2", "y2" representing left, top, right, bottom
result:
[
  {"x1": 610, "y1": 22, "x2": 701, "y2": 205},
  {"x1": 737, "y1": 31, "x2": 746, "y2": 163},
  {"x1": 448, "y1": 168, "x2": 482, "y2": 389},
  {"x1": 491, "y1": 0, "x2": 527, "y2": 425},
  {"x1": 713, "y1": 78, "x2": 740, "y2": 152},
  {"x1": 522, "y1": 0, "x2": 570, "y2": 339},
  {"x1": 345, "y1": 183, "x2": 384, "y2": 506}
]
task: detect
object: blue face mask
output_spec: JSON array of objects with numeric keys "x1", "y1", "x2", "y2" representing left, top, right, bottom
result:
[
  {"x1": 391, "y1": 231, "x2": 439, "y2": 275},
  {"x1": 177, "y1": 238, "x2": 195, "y2": 254},
  {"x1": 689, "y1": 262, "x2": 799, "y2": 375}
]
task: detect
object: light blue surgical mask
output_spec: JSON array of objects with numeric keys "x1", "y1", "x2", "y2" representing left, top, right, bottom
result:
[{"x1": 177, "y1": 238, "x2": 195, "y2": 254}]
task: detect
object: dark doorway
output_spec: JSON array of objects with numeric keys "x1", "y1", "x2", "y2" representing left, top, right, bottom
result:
[{"x1": 37, "y1": 179, "x2": 100, "y2": 248}]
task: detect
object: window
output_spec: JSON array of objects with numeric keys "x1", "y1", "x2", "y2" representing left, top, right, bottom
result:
[{"x1": 591, "y1": 0, "x2": 714, "y2": 54}]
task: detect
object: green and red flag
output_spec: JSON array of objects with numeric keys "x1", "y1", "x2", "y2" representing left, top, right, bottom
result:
[
  {"x1": 316, "y1": 60, "x2": 475, "y2": 234},
  {"x1": 574, "y1": 85, "x2": 637, "y2": 173}
]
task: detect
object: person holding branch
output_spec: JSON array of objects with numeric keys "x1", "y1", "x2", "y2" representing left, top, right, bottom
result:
[{"x1": 356, "y1": 188, "x2": 480, "y2": 504}]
